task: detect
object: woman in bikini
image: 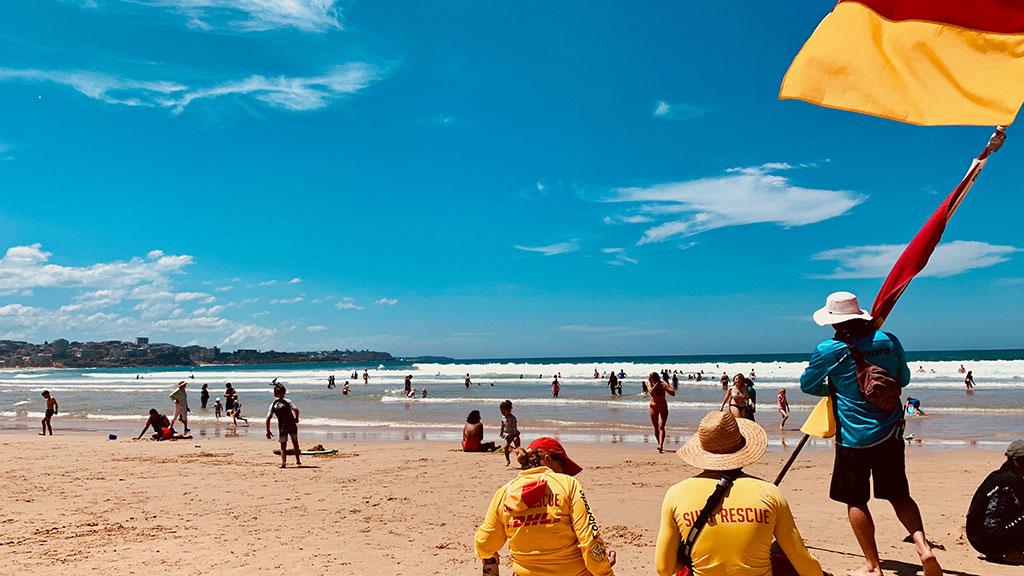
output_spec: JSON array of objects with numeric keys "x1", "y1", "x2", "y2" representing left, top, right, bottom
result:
[
  {"x1": 648, "y1": 371, "x2": 676, "y2": 453},
  {"x1": 720, "y1": 373, "x2": 749, "y2": 420}
]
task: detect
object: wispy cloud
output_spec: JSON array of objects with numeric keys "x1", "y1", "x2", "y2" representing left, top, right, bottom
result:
[
  {"x1": 0, "y1": 63, "x2": 381, "y2": 114},
  {"x1": 258, "y1": 279, "x2": 277, "y2": 286},
  {"x1": 811, "y1": 240, "x2": 1018, "y2": 279},
  {"x1": 557, "y1": 325, "x2": 667, "y2": 336},
  {"x1": 270, "y1": 296, "x2": 304, "y2": 304},
  {"x1": 374, "y1": 298, "x2": 397, "y2": 306},
  {"x1": 652, "y1": 100, "x2": 708, "y2": 121},
  {"x1": 288, "y1": 277, "x2": 302, "y2": 284},
  {"x1": 215, "y1": 285, "x2": 233, "y2": 292},
  {"x1": 601, "y1": 248, "x2": 638, "y2": 266},
  {"x1": 414, "y1": 114, "x2": 465, "y2": 128},
  {"x1": 0, "y1": 143, "x2": 13, "y2": 161},
  {"x1": 513, "y1": 241, "x2": 580, "y2": 256},
  {"x1": 336, "y1": 297, "x2": 363, "y2": 310},
  {"x1": 84, "y1": 0, "x2": 343, "y2": 32},
  {"x1": 306, "y1": 325, "x2": 328, "y2": 332},
  {"x1": 602, "y1": 163, "x2": 864, "y2": 245}
]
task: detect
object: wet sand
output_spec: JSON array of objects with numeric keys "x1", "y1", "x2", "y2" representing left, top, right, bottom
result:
[{"x1": 0, "y1": 433, "x2": 1017, "y2": 576}]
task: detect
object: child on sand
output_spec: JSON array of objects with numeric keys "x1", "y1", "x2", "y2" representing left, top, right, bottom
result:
[
  {"x1": 777, "y1": 388, "x2": 790, "y2": 430},
  {"x1": 266, "y1": 384, "x2": 301, "y2": 468},
  {"x1": 40, "y1": 390, "x2": 58, "y2": 435},
  {"x1": 498, "y1": 400, "x2": 521, "y2": 465}
]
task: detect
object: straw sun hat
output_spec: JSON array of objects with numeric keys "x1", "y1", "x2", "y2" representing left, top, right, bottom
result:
[{"x1": 677, "y1": 411, "x2": 768, "y2": 470}]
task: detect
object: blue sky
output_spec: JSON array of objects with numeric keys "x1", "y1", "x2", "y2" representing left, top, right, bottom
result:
[{"x1": 0, "y1": 1, "x2": 1022, "y2": 358}]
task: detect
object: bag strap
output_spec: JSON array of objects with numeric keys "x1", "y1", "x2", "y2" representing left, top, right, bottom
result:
[{"x1": 677, "y1": 469, "x2": 741, "y2": 568}]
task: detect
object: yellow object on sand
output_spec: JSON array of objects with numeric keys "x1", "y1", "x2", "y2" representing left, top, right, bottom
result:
[{"x1": 801, "y1": 396, "x2": 836, "y2": 439}]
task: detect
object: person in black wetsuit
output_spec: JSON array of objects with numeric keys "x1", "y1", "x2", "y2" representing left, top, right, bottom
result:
[
  {"x1": 200, "y1": 383, "x2": 210, "y2": 409},
  {"x1": 967, "y1": 439, "x2": 1024, "y2": 564}
]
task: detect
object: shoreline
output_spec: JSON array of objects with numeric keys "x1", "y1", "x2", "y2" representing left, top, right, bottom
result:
[{"x1": 1, "y1": 415, "x2": 1012, "y2": 452}]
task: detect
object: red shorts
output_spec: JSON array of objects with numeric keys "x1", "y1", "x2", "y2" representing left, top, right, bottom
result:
[{"x1": 161, "y1": 427, "x2": 173, "y2": 439}]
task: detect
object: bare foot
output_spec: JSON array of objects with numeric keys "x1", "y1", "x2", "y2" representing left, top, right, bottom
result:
[
  {"x1": 280, "y1": 464, "x2": 286, "y2": 468},
  {"x1": 921, "y1": 551, "x2": 942, "y2": 576},
  {"x1": 847, "y1": 565, "x2": 882, "y2": 576}
]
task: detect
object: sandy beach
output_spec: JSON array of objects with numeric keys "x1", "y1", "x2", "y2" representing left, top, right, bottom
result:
[{"x1": 0, "y1": 432, "x2": 1017, "y2": 576}]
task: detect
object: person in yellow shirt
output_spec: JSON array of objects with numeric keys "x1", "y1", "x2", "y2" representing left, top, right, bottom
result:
[
  {"x1": 655, "y1": 411, "x2": 828, "y2": 576},
  {"x1": 475, "y1": 437, "x2": 616, "y2": 576}
]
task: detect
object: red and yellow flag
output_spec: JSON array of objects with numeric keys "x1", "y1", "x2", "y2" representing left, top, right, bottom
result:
[{"x1": 780, "y1": 0, "x2": 1024, "y2": 126}]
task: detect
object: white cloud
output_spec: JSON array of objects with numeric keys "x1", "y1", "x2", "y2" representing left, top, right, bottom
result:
[
  {"x1": 0, "y1": 244, "x2": 193, "y2": 295},
  {"x1": 513, "y1": 241, "x2": 580, "y2": 256},
  {"x1": 270, "y1": 296, "x2": 304, "y2": 304},
  {"x1": 306, "y1": 325, "x2": 328, "y2": 332},
  {"x1": 601, "y1": 248, "x2": 624, "y2": 254},
  {"x1": 215, "y1": 285, "x2": 233, "y2": 292},
  {"x1": 288, "y1": 277, "x2": 302, "y2": 284},
  {"x1": 0, "y1": 143, "x2": 13, "y2": 161},
  {"x1": 652, "y1": 100, "x2": 707, "y2": 120},
  {"x1": 0, "y1": 63, "x2": 381, "y2": 114},
  {"x1": 221, "y1": 325, "x2": 277, "y2": 347},
  {"x1": 373, "y1": 298, "x2": 398, "y2": 306},
  {"x1": 811, "y1": 240, "x2": 1018, "y2": 279},
  {"x1": 88, "y1": 0, "x2": 342, "y2": 32},
  {"x1": 557, "y1": 325, "x2": 667, "y2": 336},
  {"x1": 336, "y1": 297, "x2": 364, "y2": 311},
  {"x1": 258, "y1": 279, "x2": 277, "y2": 286},
  {"x1": 603, "y1": 164, "x2": 864, "y2": 244}
]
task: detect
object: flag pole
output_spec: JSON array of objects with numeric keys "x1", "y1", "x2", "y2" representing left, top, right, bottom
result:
[{"x1": 774, "y1": 126, "x2": 1008, "y2": 486}]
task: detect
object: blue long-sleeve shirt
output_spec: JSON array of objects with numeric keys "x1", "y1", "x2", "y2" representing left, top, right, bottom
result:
[{"x1": 799, "y1": 330, "x2": 910, "y2": 448}]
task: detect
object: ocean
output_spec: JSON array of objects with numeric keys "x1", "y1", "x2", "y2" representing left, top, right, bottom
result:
[{"x1": 1, "y1": 351, "x2": 1022, "y2": 449}]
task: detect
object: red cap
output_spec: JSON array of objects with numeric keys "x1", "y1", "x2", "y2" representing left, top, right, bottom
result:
[{"x1": 527, "y1": 437, "x2": 582, "y2": 476}]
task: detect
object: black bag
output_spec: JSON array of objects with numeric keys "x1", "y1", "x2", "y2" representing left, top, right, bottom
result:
[{"x1": 841, "y1": 338, "x2": 902, "y2": 412}]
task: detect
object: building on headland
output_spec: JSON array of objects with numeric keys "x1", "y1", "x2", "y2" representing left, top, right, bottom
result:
[{"x1": 135, "y1": 337, "x2": 149, "y2": 347}]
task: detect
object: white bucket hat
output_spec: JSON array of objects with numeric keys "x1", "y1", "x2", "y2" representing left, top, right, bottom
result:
[{"x1": 812, "y1": 291, "x2": 873, "y2": 326}]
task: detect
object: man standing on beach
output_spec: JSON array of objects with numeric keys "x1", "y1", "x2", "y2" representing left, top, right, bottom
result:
[
  {"x1": 800, "y1": 292, "x2": 941, "y2": 576},
  {"x1": 40, "y1": 390, "x2": 58, "y2": 435},
  {"x1": 170, "y1": 381, "x2": 190, "y2": 434}
]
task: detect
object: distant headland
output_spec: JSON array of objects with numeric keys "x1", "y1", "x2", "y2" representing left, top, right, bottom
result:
[{"x1": 0, "y1": 337, "x2": 452, "y2": 368}]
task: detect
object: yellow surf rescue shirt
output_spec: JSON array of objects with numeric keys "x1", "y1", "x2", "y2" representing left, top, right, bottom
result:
[
  {"x1": 655, "y1": 473, "x2": 823, "y2": 576},
  {"x1": 475, "y1": 466, "x2": 615, "y2": 576}
]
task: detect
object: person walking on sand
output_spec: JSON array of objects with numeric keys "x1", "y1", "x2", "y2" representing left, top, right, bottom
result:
[
  {"x1": 266, "y1": 384, "x2": 301, "y2": 468},
  {"x1": 800, "y1": 291, "x2": 942, "y2": 576},
  {"x1": 655, "y1": 411, "x2": 827, "y2": 576},
  {"x1": 200, "y1": 383, "x2": 210, "y2": 409},
  {"x1": 170, "y1": 381, "x2": 190, "y2": 434},
  {"x1": 647, "y1": 372, "x2": 675, "y2": 453},
  {"x1": 40, "y1": 390, "x2": 58, "y2": 435},
  {"x1": 474, "y1": 437, "x2": 617, "y2": 576}
]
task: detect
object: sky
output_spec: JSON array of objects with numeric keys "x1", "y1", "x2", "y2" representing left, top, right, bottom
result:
[{"x1": 0, "y1": 1, "x2": 1022, "y2": 358}]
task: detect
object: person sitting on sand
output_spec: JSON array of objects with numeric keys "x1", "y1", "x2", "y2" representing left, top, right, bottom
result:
[
  {"x1": 967, "y1": 439, "x2": 1024, "y2": 565},
  {"x1": 498, "y1": 400, "x2": 521, "y2": 466},
  {"x1": 475, "y1": 437, "x2": 617, "y2": 576},
  {"x1": 655, "y1": 411, "x2": 827, "y2": 576},
  {"x1": 137, "y1": 409, "x2": 171, "y2": 440},
  {"x1": 463, "y1": 410, "x2": 497, "y2": 452},
  {"x1": 266, "y1": 384, "x2": 301, "y2": 468},
  {"x1": 40, "y1": 390, "x2": 58, "y2": 436}
]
